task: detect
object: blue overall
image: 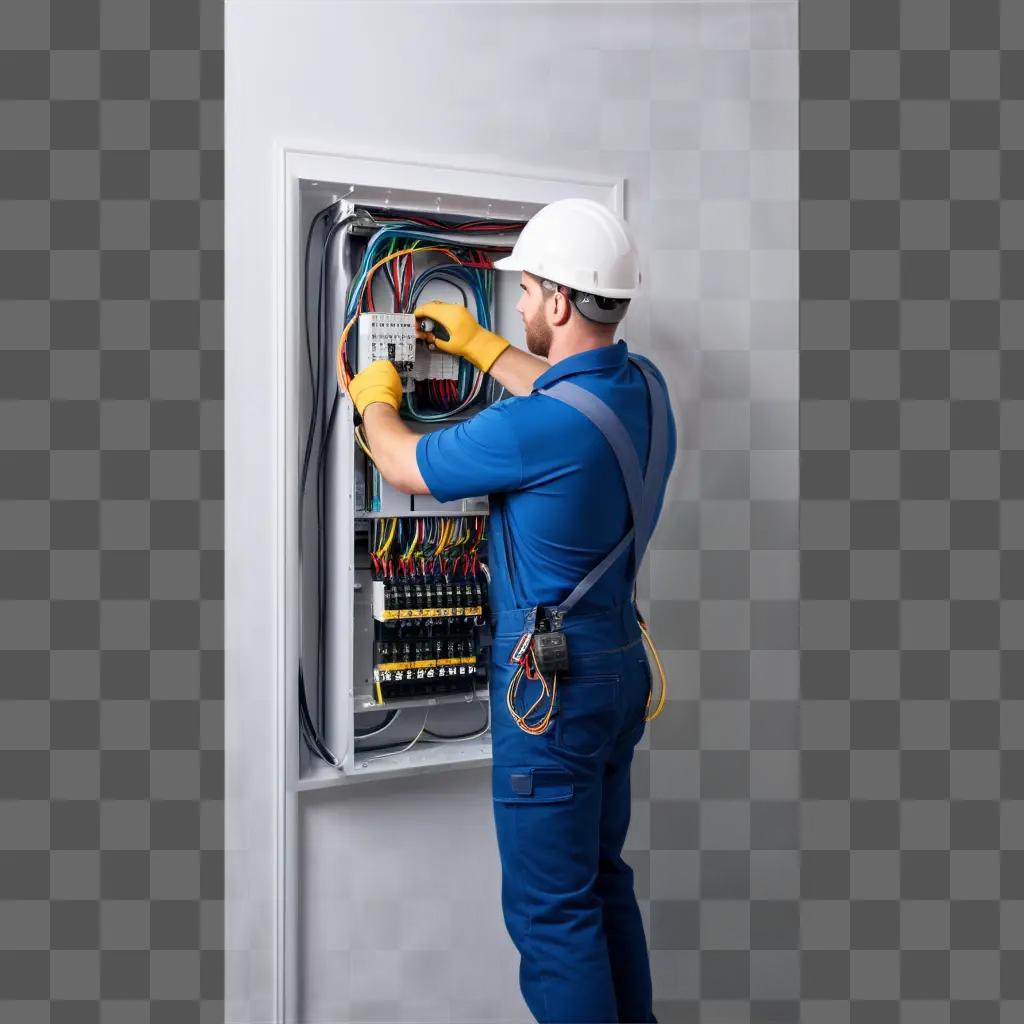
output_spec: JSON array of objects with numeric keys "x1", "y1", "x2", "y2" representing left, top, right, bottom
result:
[{"x1": 416, "y1": 340, "x2": 676, "y2": 1023}]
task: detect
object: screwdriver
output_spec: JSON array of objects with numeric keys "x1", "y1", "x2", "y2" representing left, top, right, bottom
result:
[{"x1": 415, "y1": 317, "x2": 450, "y2": 350}]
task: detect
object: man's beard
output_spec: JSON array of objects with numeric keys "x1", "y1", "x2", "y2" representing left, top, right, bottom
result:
[{"x1": 524, "y1": 312, "x2": 552, "y2": 358}]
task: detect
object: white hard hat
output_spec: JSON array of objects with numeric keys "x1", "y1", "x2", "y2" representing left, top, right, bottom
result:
[{"x1": 493, "y1": 197, "x2": 642, "y2": 300}]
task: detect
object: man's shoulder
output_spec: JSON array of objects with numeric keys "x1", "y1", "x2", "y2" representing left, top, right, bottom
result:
[{"x1": 489, "y1": 390, "x2": 576, "y2": 418}]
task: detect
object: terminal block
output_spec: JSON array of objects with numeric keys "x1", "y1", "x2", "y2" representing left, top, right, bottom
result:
[{"x1": 357, "y1": 312, "x2": 417, "y2": 388}]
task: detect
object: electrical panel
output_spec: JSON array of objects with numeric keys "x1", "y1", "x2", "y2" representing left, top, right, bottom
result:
[{"x1": 295, "y1": 178, "x2": 537, "y2": 785}]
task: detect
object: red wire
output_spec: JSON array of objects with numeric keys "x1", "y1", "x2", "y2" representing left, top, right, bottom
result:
[{"x1": 373, "y1": 214, "x2": 526, "y2": 231}]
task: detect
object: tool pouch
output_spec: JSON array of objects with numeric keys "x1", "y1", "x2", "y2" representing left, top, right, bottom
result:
[{"x1": 532, "y1": 608, "x2": 570, "y2": 676}]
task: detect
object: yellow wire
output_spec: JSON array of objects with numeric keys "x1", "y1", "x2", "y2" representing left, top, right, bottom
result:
[
  {"x1": 355, "y1": 425, "x2": 372, "y2": 459},
  {"x1": 375, "y1": 517, "x2": 396, "y2": 559},
  {"x1": 639, "y1": 619, "x2": 668, "y2": 721}
]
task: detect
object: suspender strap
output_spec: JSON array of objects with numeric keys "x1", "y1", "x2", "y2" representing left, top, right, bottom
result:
[
  {"x1": 537, "y1": 354, "x2": 671, "y2": 618},
  {"x1": 539, "y1": 379, "x2": 645, "y2": 576},
  {"x1": 630, "y1": 354, "x2": 669, "y2": 555},
  {"x1": 550, "y1": 525, "x2": 635, "y2": 618}
]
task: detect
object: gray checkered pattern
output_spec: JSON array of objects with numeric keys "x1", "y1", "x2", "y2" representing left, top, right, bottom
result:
[
  {"x1": 0, "y1": 1, "x2": 222, "y2": 1022},
  {"x1": 13, "y1": 0, "x2": 1021, "y2": 1019},
  {"x1": 634, "y1": 5, "x2": 802, "y2": 1021},
  {"x1": 801, "y1": 0, "x2": 1022, "y2": 1020}
]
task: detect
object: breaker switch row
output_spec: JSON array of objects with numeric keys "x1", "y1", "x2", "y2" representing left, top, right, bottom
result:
[
  {"x1": 371, "y1": 578, "x2": 486, "y2": 622},
  {"x1": 371, "y1": 636, "x2": 484, "y2": 703}
]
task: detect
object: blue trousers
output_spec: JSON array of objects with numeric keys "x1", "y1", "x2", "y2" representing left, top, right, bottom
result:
[{"x1": 488, "y1": 603, "x2": 658, "y2": 1024}]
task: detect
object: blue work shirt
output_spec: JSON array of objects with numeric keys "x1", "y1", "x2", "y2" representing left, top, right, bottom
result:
[{"x1": 414, "y1": 339, "x2": 677, "y2": 644}]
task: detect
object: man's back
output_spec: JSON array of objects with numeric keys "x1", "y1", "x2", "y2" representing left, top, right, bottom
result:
[{"x1": 415, "y1": 339, "x2": 677, "y2": 618}]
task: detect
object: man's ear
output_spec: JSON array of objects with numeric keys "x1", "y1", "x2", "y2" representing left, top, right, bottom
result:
[{"x1": 552, "y1": 289, "x2": 572, "y2": 327}]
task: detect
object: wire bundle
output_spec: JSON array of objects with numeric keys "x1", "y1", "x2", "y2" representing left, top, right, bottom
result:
[
  {"x1": 335, "y1": 215, "x2": 524, "y2": 454},
  {"x1": 298, "y1": 200, "x2": 357, "y2": 765},
  {"x1": 506, "y1": 644, "x2": 559, "y2": 736},
  {"x1": 369, "y1": 515, "x2": 486, "y2": 581}
]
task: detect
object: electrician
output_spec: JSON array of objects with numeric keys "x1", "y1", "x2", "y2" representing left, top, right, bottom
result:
[{"x1": 347, "y1": 197, "x2": 676, "y2": 1024}]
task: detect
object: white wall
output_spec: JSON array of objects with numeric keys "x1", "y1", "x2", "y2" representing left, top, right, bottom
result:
[{"x1": 226, "y1": 2, "x2": 798, "y2": 1021}]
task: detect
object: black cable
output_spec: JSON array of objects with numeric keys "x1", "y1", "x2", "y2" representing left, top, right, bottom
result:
[
  {"x1": 354, "y1": 718, "x2": 491, "y2": 754},
  {"x1": 316, "y1": 214, "x2": 353, "y2": 733},
  {"x1": 354, "y1": 709, "x2": 399, "y2": 737},
  {"x1": 423, "y1": 713, "x2": 490, "y2": 740},
  {"x1": 353, "y1": 698, "x2": 490, "y2": 750},
  {"x1": 299, "y1": 198, "x2": 354, "y2": 765},
  {"x1": 413, "y1": 271, "x2": 469, "y2": 309},
  {"x1": 299, "y1": 200, "x2": 340, "y2": 764},
  {"x1": 300, "y1": 666, "x2": 336, "y2": 764}
]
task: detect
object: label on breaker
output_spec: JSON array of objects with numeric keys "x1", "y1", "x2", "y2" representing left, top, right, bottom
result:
[
  {"x1": 373, "y1": 657, "x2": 476, "y2": 683},
  {"x1": 377, "y1": 607, "x2": 483, "y2": 621}
]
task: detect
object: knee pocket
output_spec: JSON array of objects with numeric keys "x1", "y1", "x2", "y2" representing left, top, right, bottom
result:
[{"x1": 493, "y1": 765, "x2": 574, "y2": 804}]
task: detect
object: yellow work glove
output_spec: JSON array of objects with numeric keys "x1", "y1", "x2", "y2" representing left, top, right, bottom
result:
[
  {"x1": 348, "y1": 359, "x2": 403, "y2": 417},
  {"x1": 413, "y1": 300, "x2": 510, "y2": 374}
]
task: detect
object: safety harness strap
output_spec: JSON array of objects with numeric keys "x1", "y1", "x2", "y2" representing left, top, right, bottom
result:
[{"x1": 538, "y1": 354, "x2": 671, "y2": 618}]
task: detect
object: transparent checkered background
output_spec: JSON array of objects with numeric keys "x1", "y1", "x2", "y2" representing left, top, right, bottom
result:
[
  {"x1": 2, "y1": 0, "x2": 1021, "y2": 1021},
  {"x1": 0, "y1": 1, "x2": 223, "y2": 1022},
  {"x1": 801, "y1": 0, "x2": 1023, "y2": 1021}
]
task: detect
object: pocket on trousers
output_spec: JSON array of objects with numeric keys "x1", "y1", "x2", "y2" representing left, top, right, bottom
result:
[
  {"x1": 551, "y1": 673, "x2": 620, "y2": 758},
  {"x1": 493, "y1": 765, "x2": 574, "y2": 803},
  {"x1": 628, "y1": 654, "x2": 654, "y2": 732},
  {"x1": 637, "y1": 653, "x2": 653, "y2": 697}
]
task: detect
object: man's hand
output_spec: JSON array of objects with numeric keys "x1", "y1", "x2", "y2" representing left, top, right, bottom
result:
[
  {"x1": 347, "y1": 361, "x2": 428, "y2": 494},
  {"x1": 413, "y1": 300, "x2": 510, "y2": 373},
  {"x1": 348, "y1": 359, "x2": 403, "y2": 417}
]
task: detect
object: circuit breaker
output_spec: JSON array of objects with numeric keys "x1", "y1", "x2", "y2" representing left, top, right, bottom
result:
[{"x1": 363, "y1": 515, "x2": 489, "y2": 704}]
